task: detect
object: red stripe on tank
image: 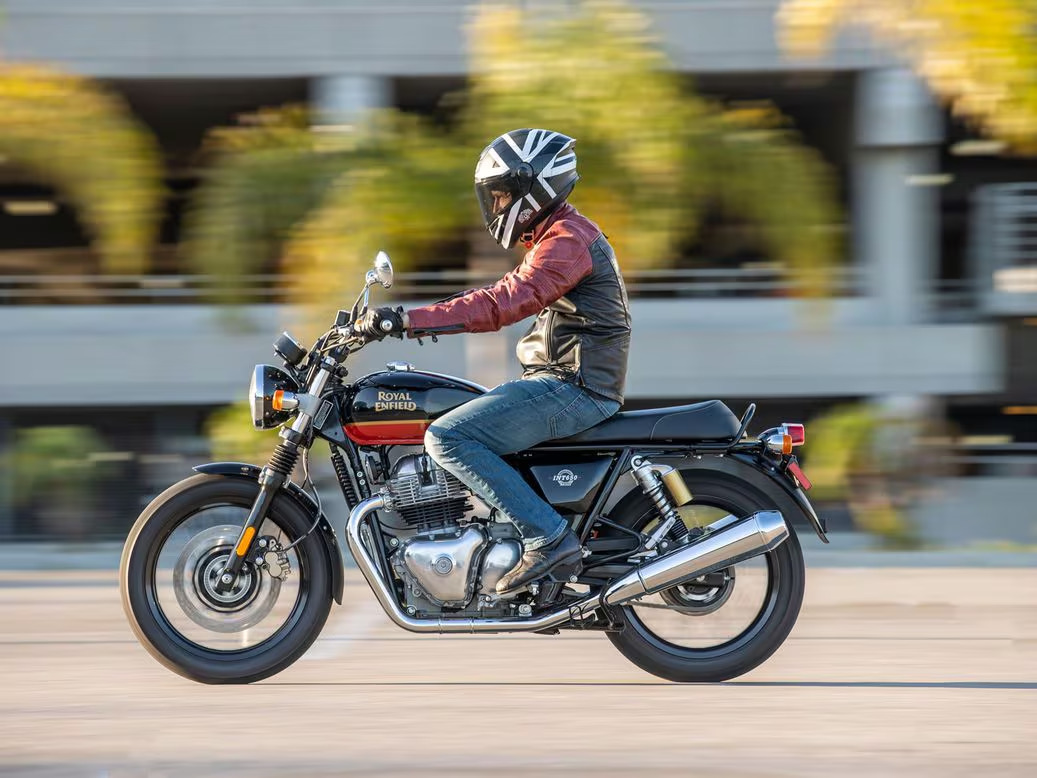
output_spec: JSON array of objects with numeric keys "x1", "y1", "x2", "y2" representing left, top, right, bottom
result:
[{"x1": 343, "y1": 420, "x2": 430, "y2": 446}]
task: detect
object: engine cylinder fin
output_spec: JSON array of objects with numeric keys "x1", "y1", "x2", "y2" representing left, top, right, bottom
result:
[
  {"x1": 396, "y1": 499, "x2": 471, "y2": 529},
  {"x1": 386, "y1": 454, "x2": 471, "y2": 531}
]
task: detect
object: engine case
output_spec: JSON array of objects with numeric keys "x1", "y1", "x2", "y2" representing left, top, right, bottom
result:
[{"x1": 392, "y1": 525, "x2": 522, "y2": 610}]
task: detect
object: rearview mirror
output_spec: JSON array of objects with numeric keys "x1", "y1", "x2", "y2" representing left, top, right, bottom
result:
[{"x1": 373, "y1": 251, "x2": 393, "y2": 289}]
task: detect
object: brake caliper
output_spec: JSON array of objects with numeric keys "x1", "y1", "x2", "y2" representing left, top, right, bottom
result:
[{"x1": 254, "y1": 536, "x2": 292, "y2": 581}]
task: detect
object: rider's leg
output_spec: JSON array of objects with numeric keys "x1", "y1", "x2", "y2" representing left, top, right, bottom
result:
[{"x1": 424, "y1": 374, "x2": 618, "y2": 591}]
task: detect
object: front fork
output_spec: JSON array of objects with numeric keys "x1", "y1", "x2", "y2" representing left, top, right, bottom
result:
[
  {"x1": 216, "y1": 365, "x2": 332, "y2": 592},
  {"x1": 216, "y1": 446, "x2": 298, "y2": 590}
]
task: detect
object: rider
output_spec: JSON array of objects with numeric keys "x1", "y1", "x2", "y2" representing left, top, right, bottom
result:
[{"x1": 356, "y1": 128, "x2": 632, "y2": 594}]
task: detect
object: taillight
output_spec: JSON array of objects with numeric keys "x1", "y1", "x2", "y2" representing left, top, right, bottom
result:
[{"x1": 782, "y1": 423, "x2": 806, "y2": 447}]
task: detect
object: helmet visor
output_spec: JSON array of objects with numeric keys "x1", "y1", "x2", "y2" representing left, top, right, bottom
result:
[{"x1": 475, "y1": 174, "x2": 528, "y2": 229}]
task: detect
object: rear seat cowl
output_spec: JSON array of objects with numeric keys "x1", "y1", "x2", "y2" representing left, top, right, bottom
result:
[{"x1": 647, "y1": 400, "x2": 740, "y2": 441}]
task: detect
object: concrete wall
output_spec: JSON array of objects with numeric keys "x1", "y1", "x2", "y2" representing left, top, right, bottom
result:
[
  {"x1": 1, "y1": 0, "x2": 882, "y2": 78},
  {"x1": 912, "y1": 477, "x2": 1037, "y2": 546},
  {"x1": 0, "y1": 299, "x2": 1002, "y2": 407}
]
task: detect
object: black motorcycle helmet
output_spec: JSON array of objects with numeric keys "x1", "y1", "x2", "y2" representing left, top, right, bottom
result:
[{"x1": 474, "y1": 129, "x2": 579, "y2": 249}]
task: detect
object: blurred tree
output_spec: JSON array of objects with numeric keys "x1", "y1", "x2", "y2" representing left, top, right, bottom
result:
[
  {"x1": 465, "y1": 4, "x2": 838, "y2": 284},
  {"x1": 284, "y1": 112, "x2": 472, "y2": 333},
  {"x1": 11, "y1": 426, "x2": 115, "y2": 538},
  {"x1": 779, "y1": 0, "x2": 1037, "y2": 151},
  {"x1": 188, "y1": 0, "x2": 839, "y2": 328},
  {"x1": 0, "y1": 67, "x2": 163, "y2": 272},
  {"x1": 205, "y1": 401, "x2": 279, "y2": 465},
  {"x1": 184, "y1": 106, "x2": 353, "y2": 300},
  {"x1": 807, "y1": 403, "x2": 957, "y2": 548}
]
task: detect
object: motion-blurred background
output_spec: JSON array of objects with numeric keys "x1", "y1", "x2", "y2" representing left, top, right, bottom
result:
[{"x1": 1, "y1": 0, "x2": 1035, "y2": 553}]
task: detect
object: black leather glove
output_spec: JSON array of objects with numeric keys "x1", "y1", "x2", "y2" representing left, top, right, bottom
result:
[{"x1": 355, "y1": 306, "x2": 405, "y2": 340}]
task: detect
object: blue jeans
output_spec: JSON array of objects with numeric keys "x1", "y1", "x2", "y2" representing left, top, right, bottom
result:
[{"x1": 424, "y1": 375, "x2": 620, "y2": 549}]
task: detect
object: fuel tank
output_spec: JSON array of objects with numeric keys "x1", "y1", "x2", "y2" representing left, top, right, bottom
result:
[{"x1": 341, "y1": 368, "x2": 485, "y2": 445}]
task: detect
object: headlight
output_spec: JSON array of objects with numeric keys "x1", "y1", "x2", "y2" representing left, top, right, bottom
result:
[{"x1": 249, "y1": 364, "x2": 300, "y2": 430}]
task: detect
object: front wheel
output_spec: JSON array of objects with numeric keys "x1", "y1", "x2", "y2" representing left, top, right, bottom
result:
[
  {"x1": 604, "y1": 470, "x2": 805, "y2": 683},
  {"x1": 120, "y1": 474, "x2": 333, "y2": 684}
]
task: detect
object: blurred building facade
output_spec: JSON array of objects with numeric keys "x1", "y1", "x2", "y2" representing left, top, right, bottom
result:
[{"x1": 1, "y1": 0, "x2": 1036, "y2": 542}]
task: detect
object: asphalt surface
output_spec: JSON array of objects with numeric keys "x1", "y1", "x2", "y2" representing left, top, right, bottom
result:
[{"x1": 0, "y1": 567, "x2": 1034, "y2": 777}]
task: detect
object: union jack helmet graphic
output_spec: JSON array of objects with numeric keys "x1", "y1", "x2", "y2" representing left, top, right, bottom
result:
[{"x1": 474, "y1": 129, "x2": 579, "y2": 249}]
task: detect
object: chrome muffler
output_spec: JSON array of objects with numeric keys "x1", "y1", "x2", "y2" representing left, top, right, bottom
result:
[{"x1": 601, "y1": 511, "x2": 789, "y2": 608}]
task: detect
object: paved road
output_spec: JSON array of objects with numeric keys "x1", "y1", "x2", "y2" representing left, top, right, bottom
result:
[{"x1": 0, "y1": 568, "x2": 1034, "y2": 777}]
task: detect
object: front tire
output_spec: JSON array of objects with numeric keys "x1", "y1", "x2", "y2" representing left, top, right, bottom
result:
[
  {"x1": 604, "y1": 470, "x2": 805, "y2": 683},
  {"x1": 120, "y1": 474, "x2": 333, "y2": 684}
]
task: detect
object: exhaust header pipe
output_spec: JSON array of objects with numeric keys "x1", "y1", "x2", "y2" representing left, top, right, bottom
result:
[
  {"x1": 602, "y1": 511, "x2": 788, "y2": 608},
  {"x1": 347, "y1": 495, "x2": 599, "y2": 633}
]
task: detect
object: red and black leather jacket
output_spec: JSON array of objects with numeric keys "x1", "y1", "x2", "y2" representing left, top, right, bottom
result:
[{"x1": 406, "y1": 203, "x2": 632, "y2": 402}]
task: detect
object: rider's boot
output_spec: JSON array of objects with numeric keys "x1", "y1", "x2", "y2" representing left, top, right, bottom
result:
[{"x1": 495, "y1": 531, "x2": 583, "y2": 595}]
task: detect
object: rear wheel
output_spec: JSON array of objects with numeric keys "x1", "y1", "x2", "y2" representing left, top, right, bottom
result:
[
  {"x1": 603, "y1": 470, "x2": 805, "y2": 682},
  {"x1": 120, "y1": 474, "x2": 333, "y2": 684}
]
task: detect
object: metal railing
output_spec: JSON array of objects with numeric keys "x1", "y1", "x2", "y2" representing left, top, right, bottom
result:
[
  {"x1": 945, "y1": 442, "x2": 1037, "y2": 478},
  {"x1": 0, "y1": 265, "x2": 869, "y2": 305}
]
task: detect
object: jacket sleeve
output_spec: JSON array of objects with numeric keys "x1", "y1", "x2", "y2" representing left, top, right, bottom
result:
[{"x1": 407, "y1": 233, "x2": 593, "y2": 336}]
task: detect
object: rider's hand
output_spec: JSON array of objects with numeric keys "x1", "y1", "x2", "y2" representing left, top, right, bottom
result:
[{"x1": 355, "y1": 306, "x2": 406, "y2": 340}]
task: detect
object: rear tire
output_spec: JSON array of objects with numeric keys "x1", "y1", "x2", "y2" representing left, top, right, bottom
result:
[
  {"x1": 120, "y1": 474, "x2": 333, "y2": 684},
  {"x1": 604, "y1": 470, "x2": 805, "y2": 683}
]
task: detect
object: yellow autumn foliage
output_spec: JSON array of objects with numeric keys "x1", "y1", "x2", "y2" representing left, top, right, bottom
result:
[
  {"x1": 0, "y1": 66, "x2": 163, "y2": 272},
  {"x1": 780, "y1": 0, "x2": 1037, "y2": 151}
]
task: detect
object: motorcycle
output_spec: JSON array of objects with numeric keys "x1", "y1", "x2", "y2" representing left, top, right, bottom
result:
[{"x1": 120, "y1": 252, "x2": 828, "y2": 684}]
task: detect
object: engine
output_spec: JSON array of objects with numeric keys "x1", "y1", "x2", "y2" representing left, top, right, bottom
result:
[
  {"x1": 374, "y1": 453, "x2": 524, "y2": 614},
  {"x1": 384, "y1": 453, "x2": 470, "y2": 531}
]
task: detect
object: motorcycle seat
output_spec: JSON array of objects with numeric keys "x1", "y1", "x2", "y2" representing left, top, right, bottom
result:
[{"x1": 547, "y1": 399, "x2": 742, "y2": 445}]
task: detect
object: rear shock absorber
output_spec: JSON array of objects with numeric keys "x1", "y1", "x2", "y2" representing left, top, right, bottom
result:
[{"x1": 630, "y1": 456, "x2": 693, "y2": 549}]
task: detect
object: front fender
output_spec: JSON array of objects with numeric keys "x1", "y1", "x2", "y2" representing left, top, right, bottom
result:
[{"x1": 193, "y1": 462, "x2": 346, "y2": 603}]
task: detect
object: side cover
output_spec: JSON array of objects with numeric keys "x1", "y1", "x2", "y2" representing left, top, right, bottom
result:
[{"x1": 524, "y1": 458, "x2": 614, "y2": 515}]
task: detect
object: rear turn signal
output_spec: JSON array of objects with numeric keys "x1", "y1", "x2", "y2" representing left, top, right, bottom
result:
[{"x1": 761, "y1": 424, "x2": 805, "y2": 455}]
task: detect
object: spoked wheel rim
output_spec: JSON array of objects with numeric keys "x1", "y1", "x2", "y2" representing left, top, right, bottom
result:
[
  {"x1": 145, "y1": 503, "x2": 309, "y2": 655},
  {"x1": 622, "y1": 499, "x2": 781, "y2": 659}
]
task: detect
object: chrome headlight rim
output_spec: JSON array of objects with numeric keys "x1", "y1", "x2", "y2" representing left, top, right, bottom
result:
[{"x1": 249, "y1": 364, "x2": 300, "y2": 430}]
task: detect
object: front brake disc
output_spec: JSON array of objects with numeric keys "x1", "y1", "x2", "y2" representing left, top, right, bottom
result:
[{"x1": 172, "y1": 525, "x2": 282, "y2": 633}]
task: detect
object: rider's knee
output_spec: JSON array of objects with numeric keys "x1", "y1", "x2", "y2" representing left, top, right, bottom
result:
[{"x1": 424, "y1": 424, "x2": 451, "y2": 458}]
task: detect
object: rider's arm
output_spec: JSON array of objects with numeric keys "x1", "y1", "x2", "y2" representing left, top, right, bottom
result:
[{"x1": 406, "y1": 232, "x2": 593, "y2": 337}]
